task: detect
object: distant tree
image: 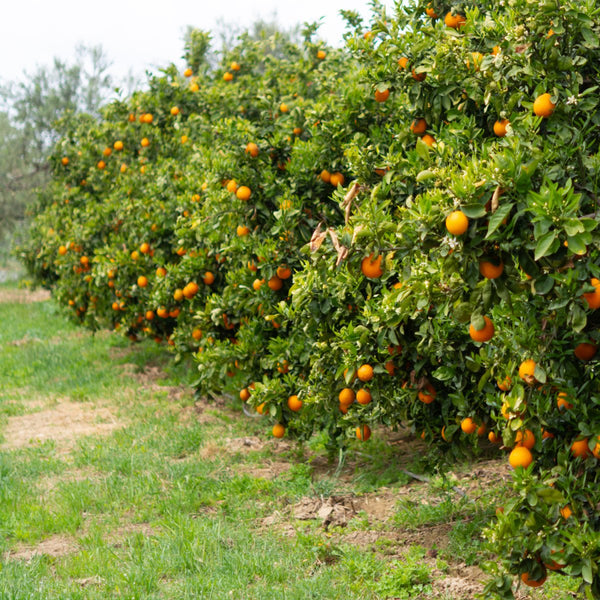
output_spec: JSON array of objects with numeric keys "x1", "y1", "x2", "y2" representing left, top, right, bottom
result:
[{"x1": 0, "y1": 44, "x2": 114, "y2": 238}]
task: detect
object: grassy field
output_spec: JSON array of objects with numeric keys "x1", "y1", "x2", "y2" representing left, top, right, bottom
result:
[{"x1": 0, "y1": 281, "x2": 580, "y2": 599}]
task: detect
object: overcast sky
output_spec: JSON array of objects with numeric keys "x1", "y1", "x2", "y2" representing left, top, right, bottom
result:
[{"x1": 0, "y1": 0, "x2": 395, "y2": 84}]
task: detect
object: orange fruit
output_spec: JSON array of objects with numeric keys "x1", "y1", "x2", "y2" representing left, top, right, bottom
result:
[
  {"x1": 356, "y1": 388, "x2": 372, "y2": 405},
  {"x1": 592, "y1": 436, "x2": 600, "y2": 459},
  {"x1": 497, "y1": 375, "x2": 512, "y2": 391},
  {"x1": 142, "y1": 113, "x2": 153, "y2": 124},
  {"x1": 189, "y1": 82, "x2": 199, "y2": 92},
  {"x1": 58, "y1": 245, "x2": 68, "y2": 255},
  {"x1": 236, "y1": 186, "x2": 251, "y2": 201},
  {"x1": 145, "y1": 310, "x2": 155, "y2": 321},
  {"x1": 460, "y1": 417, "x2": 477, "y2": 434},
  {"x1": 223, "y1": 72, "x2": 234, "y2": 82},
  {"x1": 183, "y1": 282, "x2": 199, "y2": 299},
  {"x1": 237, "y1": 225, "x2": 250, "y2": 237},
  {"x1": 272, "y1": 424, "x2": 285, "y2": 438},
  {"x1": 384, "y1": 361, "x2": 395, "y2": 375},
  {"x1": 103, "y1": 147, "x2": 112, "y2": 157},
  {"x1": 533, "y1": 93, "x2": 556, "y2": 118},
  {"x1": 226, "y1": 179, "x2": 238, "y2": 193},
  {"x1": 418, "y1": 382, "x2": 436, "y2": 404},
  {"x1": 560, "y1": 505, "x2": 572, "y2": 519},
  {"x1": 518, "y1": 359, "x2": 536, "y2": 384},
  {"x1": 268, "y1": 276, "x2": 283, "y2": 291},
  {"x1": 140, "y1": 242, "x2": 150, "y2": 254},
  {"x1": 398, "y1": 57, "x2": 409, "y2": 70},
  {"x1": 319, "y1": 169, "x2": 331, "y2": 183},
  {"x1": 120, "y1": 163, "x2": 127, "y2": 173},
  {"x1": 521, "y1": 570, "x2": 547, "y2": 588},
  {"x1": 181, "y1": 135, "x2": 188, "y2": 144},
  {"x1": 97, "y1": 160, "x2": 106, "y2": 169},
  {"x1": 203, "y1": 272, "x2": 215, "y2": 285},
  {"x1": 361, "y1": 253, "x2": 383, "y2": 278},
  {"x1": 509, "y1": 446, "x2": 533, "y2": 469},
  {"x1": 425, "y1": 5, "x2": 438, "y2": 18},
  {"x1": 574, "y1": 342, "x2": 597, "y2": 360},
  {"x1": 410, "y1": 118, "x2": 427, "y2": 135},
  {"x1": 230, "y1": 61, "x2": 241, "y2": 71},
  {"x1": 329, "y1": 172, "x2": 345, "y2": 187},
  {"x1": 411, "y1": 69, "x2": 426, "y2": 81},
  {"x1": 287, "y1": 395, "x2": 302, "y2": 412},
  {"x1": 240, "y1": 388, "x2": 250, "y2": 402},
  {"x1": 141, "y1": 137, "x2": 150, "y2": 148},
  {"x1": 493, "y1": 119, "x2": 510, "y2": 137},
  {"x1": 421, "y1": 134, "x2": 435, "y2": 147},
  {"x1": 479, "y1": 260, "x2": 504, "y2": 279},
  {"x1": 571, "y1": 437, "x2": 591, "y2": 459},
  {"x1": 192, "y1": 328, "x2": 203, "y2": 341},
  {"x1": 293, "y1": 126, "x2": 303, "y2": 136},
  {"x1": 114, "y1": 140, "x2": 124, "y2": 151},
  {"x1": 488, "y1": 431, "x2": 501, "y2": 443},
  {"x1": 61, "y1": 156, "x2": 69, "y2": 166},
  {"x1": 445, "y1": 211, "x2": 469, "y2": 235},
  {"x1": 583, "y1": 278, "x2": 600, "y2": 309},
  {"x1": 444, "y1": 12, "x2": 466, "y2": 29},
  {"x1": 157, "y1": 307, "x2": 168, "y2": 318},
  {"x1": 173, "y1": 288, "x2": 184, "y2": 302},
  {"x1": 245, "y1": 142, "x2": 259, "y2": 157},
  {"x1": 469, "y1": 316, "x2": 494, "y2": 342},
  {"x1": 515, "y1": 429, "x2": 535, "y2": 450},
  {"x1": 170, "y1": 106, "x2": 180, "y2": 116},
  {"x1": 252, "y1": 278, "x2": 264, "y2": 291},
  {"x1": 156, "y1": 267, "x2": 167, "y2": 277},
  {"x1": 276, "y1": 266, "x2": 292, "y2": 280},
  {"x1": 184, "y1": 68, "x2": 193, "y2": 77},
  {"x1": 374, "y1": 88, "x2": 390, "y2": 103},
  {"x1": 356, "y1": 425, "x2": 371, "y2": 441},
  {"x1": 491, "y1": 45, "x2": 501, "y2": 55},
  {"x1": 279, "y1": 103, "x2": 289, "y2": 113},
  {"x1": 317, "y1": 50, "x2": 326, "y2": 60},
  {"x1": 476, "y1": 423, "x2": 487, "y2": 436},
  {"x1": 339, "y1": 388, "x2": 355, "y2": 406},
  {"x1": 357, "y1": 364, "x2": 374, "y2": 382},
  {"x1": 137, "y1": 276, "x2": 148, "y2": 288}
]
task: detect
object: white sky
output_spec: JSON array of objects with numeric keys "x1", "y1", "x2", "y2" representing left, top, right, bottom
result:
[{"x1": 0, "y1": 0, "x2": 395, "y2": 84}]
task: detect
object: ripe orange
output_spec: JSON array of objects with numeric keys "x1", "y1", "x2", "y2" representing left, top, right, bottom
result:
[
  {"x1": 445, "y1": 12, "x2": 466, "y2": 29},
  {"x1": 173, "y1": 288, "x2": 184, "y2": 302},
  {"x1": 515, "y1": 429, "x2": 535, "y2": 450},
  {"x1": 268, "y1": 276, "x2": 283, "y2": 291},
  {"x1": 293, "y1": 127, "x2": 303, "y2": 136},
  {"x1": 445, "y1": 211, "x2": 469, "y2": 235},
  {"x1": 411, "y1": 69, "x2": 426, "y2": 81},
  {"x1": 137, "y1": 276, "x2": 148, "y2": 288},
  {"x1": 592, "y1": 436, "x2": 600, "y2": 459},
  {"x1": 58, "y1": 245, "x2": 68, "y2": 255},
  {"x1": 329, "y1": 172, "x2": 345, "y2": 187},
  {"x1": 156, "y1": 267, "x2": 167, "y2": 277},
  {"x1": 253, "y1": 278, "x2": 264, "y2": 291},
  {"x1": 491, "y1": 45, "x2": 501, "y2": 55},
  {"x1": 479, "y1": 260, "x2": 504, "y2": 279},
  {"x1": 356, "y1": 388, "x2": 372, "y2": 405},
  {"x1": 384, "y1": 361, "x2": 395, "y2": 375},
  {"x1": 476, "y1": 423, "x2": 487, "y2": 436},
  {"x1": 410, "y1": 118, "x2": 427, "y2": 135},
  {"x1": 120, "y1": 163, "x2": 127, "y2": 173},
  {"x1": 560, "y1": 505, "x2": 572, "y2": 519},
  {"x1": 181, "y1": 135, "x2": 189, "y2": 144},
  {"x1": 114, "y1": 140, "x2": 124, "y2": 151},
  {"x1": 97, "y1": 160, "x2": 106, "y2": 169},
  {"x1": 184, "y1": 68, "x2": 193, "y2": 77},
  {"x1": 157, "y1": 307, "x2": 168, "y2": 318},
  {"x1": 279, "y1": 103, "x2": 289, "y2": 113},
  {"x1": 223, "y1": 72, "x2": 234, "y2": 82},
  {"x1": 320, "y1": 169, "x2": 331, "y2": 183},
  {"x1": 418, "y1": 382, "x2": 436, "y2": 404},
  {"x1": 421, "y1": 134, "x2": 435, "y2": 147},
  {"x1": 237, "y1": 225, "x2": 250, "y2": 237},
  {"x1": 192, "y1": 328, "x2": 203, "y2": 341},
  {"x1": 226, "y1": 179, "x2": 238, "y2": 193},
  {"x1": 509, "y1": 446, "x2": 533, "y2": 469},
  {"x1": 574, "y1": 342, "x2": 597, "y2": 360},
  {"x1": 425, "y1": 5, "x2": 438, "y2": 18},
  {"x1": 140, "y1": 242, "x2": 150, "y2": 254},
  {"x1": 460, "y1": 417, "x2": 477, "y2": 434},
  {"x1": 521, "y1": 570, "x2": 547, "y2": 588},
  {"x1": 145, "y1": 310, "x2": 155, "y2": 321},
  {"x1": 170, "y1": 106, "x2": 180, "y2": 116},
  {"x1": 236, "y1": 186, "x2": 251, "y2": 201},
  {"x1": 571, "y1": 437, "x2": 591, "y2": 459},
  {"x1": 356, "y1": 425, "x2": 371, "y2": 441},
  {"x1": 245, "y1": 142, "x2": 259, "y2": 157},
  {"x1": 230, "y1": 61, "x2": 241, "y2": 71},
  {"x1": 317, "y1": 50, "x2": 326, "y2": 60},
  {"x1": 374, "y1": 88, "x2": 390, "y2": 103},
  {"x1": 142, "y1": 113, "x2": 153, "y2": 124},
  {"x1": 398, "y1": 57, "x2": 408, "y2": 70},
  {"x1": 533, "y1": 93, "x2": 556, "y2": 118},
  {"x1": 203, "y1": 272, "x2": 215, "y2": 285},
  {"x1": 272, "y1": 424, "x2": 285, "y2": 438},
  {"x1": 190, "y1": 82, "x2": 199, "y2": 92},
  {"x1": 583, "y1": 278, "x2": 600, "y2": 309},
  {"x1": 469, "y1": 316, "x2": 494, "y2": 342},
  {"x1": 339, "y1": 388, "x2": 355, "y2": 406},
  {"x1": 493, "y1": 119, "x2": 510, "y2": 137},
  {"x1": 103, "y1": 147, "x2": 112, "y2": 157},
  {"x1": 183, "y1": 282, "x2": 199, "y2": 299},
  {"x1": 276, "y1": 266, "x2": 292, "y2": 280},
  {"x1": 357, "y1": 364, "x2": 374, "y2": 382},
  {"x1": 240, "y1": 388, "x2": 250, "y2": 402},
  {"x1": 141, "y1": 137, "x2": 150, "y2": 148},
  {"x1": 488, "y1": 431, "x2": 501, "y2": 443},
  {"x1": 287, "y1": 395, "x2": 303, "y2": 412},
  {"x1": 61, "y1": 156, "x2": 69, "y2": 166},
  {"x1": 497, "y1": 375, "x2": 512, "y2": 391},
  {"x1": 518, "y1": 359, "x2": 536, "y2": 384},
  {"x1": 361, "y1": 253, "x2": 383, "y2": 278}
]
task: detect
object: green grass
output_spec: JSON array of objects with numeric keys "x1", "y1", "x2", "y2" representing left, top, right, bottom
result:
[{"x1": 0, "y1": 283, "x2": 583, "y2": 599}]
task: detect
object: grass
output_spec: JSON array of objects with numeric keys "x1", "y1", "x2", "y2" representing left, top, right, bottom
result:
[{"x1": 0, "y1": 282, "x2": 583, "y2": 599}]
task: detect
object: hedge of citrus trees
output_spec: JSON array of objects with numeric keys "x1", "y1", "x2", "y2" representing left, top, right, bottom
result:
[{"x1": 18, "y1": 0, "x2": 600, "y2": 596}]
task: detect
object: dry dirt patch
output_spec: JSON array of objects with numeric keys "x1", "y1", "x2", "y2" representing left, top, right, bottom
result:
[
  {"x1": 5, "y1": 534, "x2": 78, "y2": 561},
  {"x1": 1, "y1": 400, "x2": 124, "y2": 452},
  {"x1": 0, "y1": 287, "x2": 51, "y2": 304}
]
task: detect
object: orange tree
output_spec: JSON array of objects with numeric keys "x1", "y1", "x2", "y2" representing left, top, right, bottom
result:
[{"x1": 18, "y1": 1, "x2": 600, "y2": 596}]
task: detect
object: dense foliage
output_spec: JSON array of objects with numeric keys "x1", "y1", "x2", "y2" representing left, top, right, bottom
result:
[{"x1": 19, "y1": 1, "x2": 600, "y2": 596}]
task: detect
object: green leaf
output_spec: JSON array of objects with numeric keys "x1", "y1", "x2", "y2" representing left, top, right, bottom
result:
[
  {"x1": 536, "y1": 487, "x2": 564, "y2": 503},
  {"x1": 564, "y1": 219, "x2": 584, "y2": 236},
  {"x1": 566, "y1": 233, "x2": 587, "y2": 255},
  {"x1": 533, "y1": 275, "x2": 554, "y2": 295},
  {"x1": 486, "y1": 203, "x2": 513, "y2": 238},
  {"x1": 471, "y1": 314, "x2": 485, "y2": 330},
  {"x1": 416, "y1": 169, "x2": 436, "y2": 182},
  {"x1": 432, "y1": 366, "x2": 454, "y2": 381},
  {"x1": 461, "y1": 204, "x2": 487, "y2": 219},
  {"x1": 569, "y1": 304, "x2": 587, "y2": 333},
  {"x1": 454, "y1": 302, "x2": 472, "y2": 323},
  {"x1": 533, "y1": 364, "x2": 547, "y2": 384},
  {"x1": 582, "y1": 558, "x2": 594, "y2": 584},
  {"x1": 534, "y1": 230, "x2": 558, "y2": 261},
  {"x1": 415, "y1": 138, "x2": 431, "y2": 160}
]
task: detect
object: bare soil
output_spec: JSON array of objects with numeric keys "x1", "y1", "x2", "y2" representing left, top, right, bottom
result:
[{"x1": 0, "y1": 287, "x2": 51, "y2": 304}]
